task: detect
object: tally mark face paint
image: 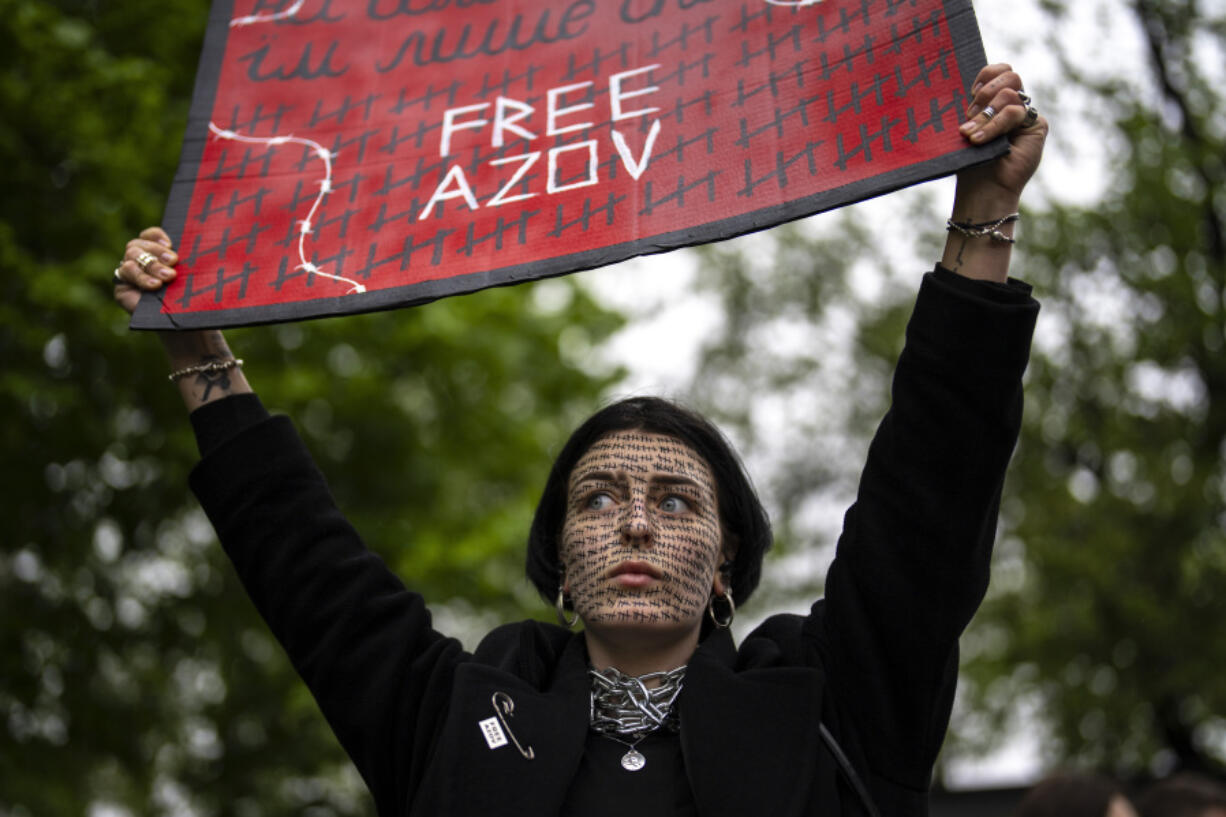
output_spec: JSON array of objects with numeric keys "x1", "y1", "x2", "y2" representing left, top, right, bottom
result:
[{"x1": 560, "y1": 430, "x2": 723, "y2": 629}]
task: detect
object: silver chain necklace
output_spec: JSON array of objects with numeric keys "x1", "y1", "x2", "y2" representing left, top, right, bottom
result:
[{"x1": 588, "y1": 665, "x2": 686, "y2": 772}]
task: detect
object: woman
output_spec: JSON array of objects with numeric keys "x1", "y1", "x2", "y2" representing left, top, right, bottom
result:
[{"x1": 114, "y1": 64, "x2": 1047, "y2": 816}]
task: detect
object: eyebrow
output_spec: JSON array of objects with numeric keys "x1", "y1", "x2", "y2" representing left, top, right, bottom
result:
[
  {"x1": 570, "y1": 469, "x2": 703, "y2": 490},
  {"x1": 570, "y1": 470, "x2": 621, "y2": 490},
  {"x1": 650, "y1": 474, "x2": 703, "y2": 489}
]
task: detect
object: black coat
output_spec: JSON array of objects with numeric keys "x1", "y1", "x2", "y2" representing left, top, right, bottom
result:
[{"x1": 189, "y1": 268, "x2": 1038, "y2": 816}]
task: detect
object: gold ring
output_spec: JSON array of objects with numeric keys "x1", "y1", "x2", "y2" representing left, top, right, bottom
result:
[{"x1": 136, "y1": 251, "x2": 157, "y2": 271}]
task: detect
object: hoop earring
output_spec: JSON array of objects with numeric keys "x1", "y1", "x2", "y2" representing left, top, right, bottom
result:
[
  {"x1": 708, "y1": 588, "x2": 735, "y2": 629},
  {"x1": 556, "y1": 586, "x2": 578, "y2": 628}
]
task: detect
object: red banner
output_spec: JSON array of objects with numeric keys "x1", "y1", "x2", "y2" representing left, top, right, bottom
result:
[{"x1": 133, "y1": 0, "x2": 1003, "y2": 329}]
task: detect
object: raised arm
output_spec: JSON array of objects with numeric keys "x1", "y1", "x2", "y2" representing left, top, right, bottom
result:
[
  {"x1": 113, "y1": 225, "x2": 251, "y2": 411},
  {"x1": 111, "y1": 228, "x2": 459, "y2": 815},
  {"x1": 945, "y1": 63, "x2": 1049, "y2": 283},
  {"x1": 809, "y1": 63, "x2": 1048, "y2": 811}
]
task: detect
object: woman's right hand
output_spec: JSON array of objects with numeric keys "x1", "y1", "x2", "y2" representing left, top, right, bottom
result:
[
  {"x1": 114, "y1": 226, "x2": 179, "y2": 315},
  {"x1": 113, "y1": 226, "x2": 253, "y2": 412}
]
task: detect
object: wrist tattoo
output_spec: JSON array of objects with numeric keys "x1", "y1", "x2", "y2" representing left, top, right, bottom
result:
[
  {"x1": 952, "y1": 236, "x2": 969, "y2": 270},
  {"x1": 194, "y1": 355, "x2": 236, "y2": 402}
]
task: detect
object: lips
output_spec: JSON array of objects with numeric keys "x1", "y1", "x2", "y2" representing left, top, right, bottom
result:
[{"x1": 609, "y1": 560, "x2": 663, "y2": 587}]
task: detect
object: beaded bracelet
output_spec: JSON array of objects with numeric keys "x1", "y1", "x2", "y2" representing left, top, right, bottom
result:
[
  {"x1": 168, "y1": 358, "x2": 244, "y2": 383},
  {"x1": 946, "y1": 212, "x2": 1020, "y2": 244}
]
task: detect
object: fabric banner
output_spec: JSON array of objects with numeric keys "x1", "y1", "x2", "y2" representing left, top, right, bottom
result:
[{"x1": 132, "y1": 0, "x2": 1004, "y2": 329}]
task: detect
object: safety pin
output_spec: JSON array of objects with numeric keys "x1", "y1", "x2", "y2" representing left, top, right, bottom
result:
[{"x1": 491, "y1": 692, "x2": 535, "y2": 760}]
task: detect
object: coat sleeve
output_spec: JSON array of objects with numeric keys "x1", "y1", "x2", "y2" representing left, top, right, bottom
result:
[
  {"x1": 189, "y1": 403, "x2": 467, "y2": 816},
  {"x1": 807, "y1": 267, "x2": 1038, "y2": 809}
]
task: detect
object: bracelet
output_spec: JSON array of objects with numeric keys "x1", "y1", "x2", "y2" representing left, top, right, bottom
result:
[
  {"x1": 946, "y1": 212, "x2": 1020, "y2": 244},
  {"x1": 168, "y1": 358, "x2": 243, "y2": 383}
]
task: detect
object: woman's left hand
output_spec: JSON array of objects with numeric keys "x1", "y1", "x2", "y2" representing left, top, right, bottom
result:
[
  {"x1": 940, "y1": 63, "x2": 1048, "y2": 282},
  {"x1": 956, "y1": 63, "x2": 1049, "y2": 203}
]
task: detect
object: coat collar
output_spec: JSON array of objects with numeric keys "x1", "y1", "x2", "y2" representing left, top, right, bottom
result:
[
  {"x1": 415, "y1": 625, "x2": 826, "y2": 817},
  {"x1": 428, "y1": 633, "x2": 592, "y2": 815}
]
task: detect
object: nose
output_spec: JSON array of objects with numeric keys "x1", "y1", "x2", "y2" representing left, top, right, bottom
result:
[{"x1": 620, "y1": 495, "x2": 653, "y2": 547}]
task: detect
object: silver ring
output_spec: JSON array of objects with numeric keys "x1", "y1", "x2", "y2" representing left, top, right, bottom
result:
[
  {"x1": 136, "y1": 251, "x2": 157, "y2": 271},
  {"x1": 1021, "y1": 105, "x2": 1040, "y2": 128},
  {"x1": 113, "y1": 266, "x2": 124, "y2": 284},
  {"x1": 1017, "y1": 90, "x2": 1032, "y2": 106},
  {"x1": 981, "y1": 105, "x2": 997, "y2": 121}
]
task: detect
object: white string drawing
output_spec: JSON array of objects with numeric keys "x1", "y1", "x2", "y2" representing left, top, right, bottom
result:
[
  {"x1": 208, "y1": 122, "x2": 367, "y2": 294},
  {"x1": 217, "y1": 3, "x2": 363, "y2": 294},
  {"x1": 230, "y1": 0, "x2": 306, "y2": 28}
]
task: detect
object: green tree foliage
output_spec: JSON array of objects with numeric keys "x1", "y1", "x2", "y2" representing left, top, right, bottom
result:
[
  {"x1": 681, "y1": 0, "x2": 1226, "y2": 783},
  {"x1": 0, "y1": 1, "x2": 623, "y2": 814},
  {"x1": 959, "y1": 1, "x2": 1226, "y2": 778}
]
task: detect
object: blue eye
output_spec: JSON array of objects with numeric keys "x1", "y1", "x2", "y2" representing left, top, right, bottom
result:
[
  {"x1": 659, "y1": 496, "x2": 690, "y2": 514},
  {"x1": 587, "y1": 493, "x2": 615, "y2": 511}
]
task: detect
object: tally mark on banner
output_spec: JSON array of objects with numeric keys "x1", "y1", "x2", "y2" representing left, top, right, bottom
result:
[{"x1": 206, "y1": 123, "x2": 366, "y2": 294}]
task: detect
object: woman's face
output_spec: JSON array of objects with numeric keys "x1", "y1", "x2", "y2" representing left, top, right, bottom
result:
[{"x1": 559, "y1": 430, "x2": 725, "y2": 632}]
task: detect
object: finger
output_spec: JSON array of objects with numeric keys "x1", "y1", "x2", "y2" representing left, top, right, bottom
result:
[
  {"x1": 135, "y1": 238, "x2": 178, "y2": 269},
  {"x1": 123, "y1": 240, "x2": 178, "y2": 289},
  {"x1": 139, "y1": 226, "x2": 173, "y2": 248},
  {"x1": 125, "y1": 238, "x2": 178, "y2": 269},
  {"x1": 965, "y1": 70, "x2": 1022, "y2": 120},
  {"x1": 968, "y1": 63, "x2": 1015, "y2": 98},
  {"x1": 960, "y1": 86, "x2": 1029, "y2": 144},
  {"x1": 115, "y1": 258, "x2": 162, "y2": 291}
]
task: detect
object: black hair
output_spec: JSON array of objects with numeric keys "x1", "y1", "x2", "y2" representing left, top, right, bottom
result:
[
  {"x1": 1136, "y1": 772, "x2": 1226, "y2": 817},
  {"x1": 526, "y1": 395, "x2": 773, "y2": 609},
  {"x1": 1012, "y1": 772, "x2": 1131, "y2": 817}
]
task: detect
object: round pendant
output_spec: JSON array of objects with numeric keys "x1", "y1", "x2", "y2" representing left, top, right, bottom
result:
[{"x1": 620, "y1": 749, "x2": 646, "y2": 771}]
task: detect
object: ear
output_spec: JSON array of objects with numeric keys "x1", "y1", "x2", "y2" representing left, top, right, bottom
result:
[
  {"x1": 718, "y1": 528, "x2": 740, "y2": 568},
  {"x1": 711, "y1": 556, "x2": 734, "y2": 596}
]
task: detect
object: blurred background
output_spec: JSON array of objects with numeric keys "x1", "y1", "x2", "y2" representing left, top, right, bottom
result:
[{"x1": 2, "y1": 0, "x2": 1224, "y2": 814}]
